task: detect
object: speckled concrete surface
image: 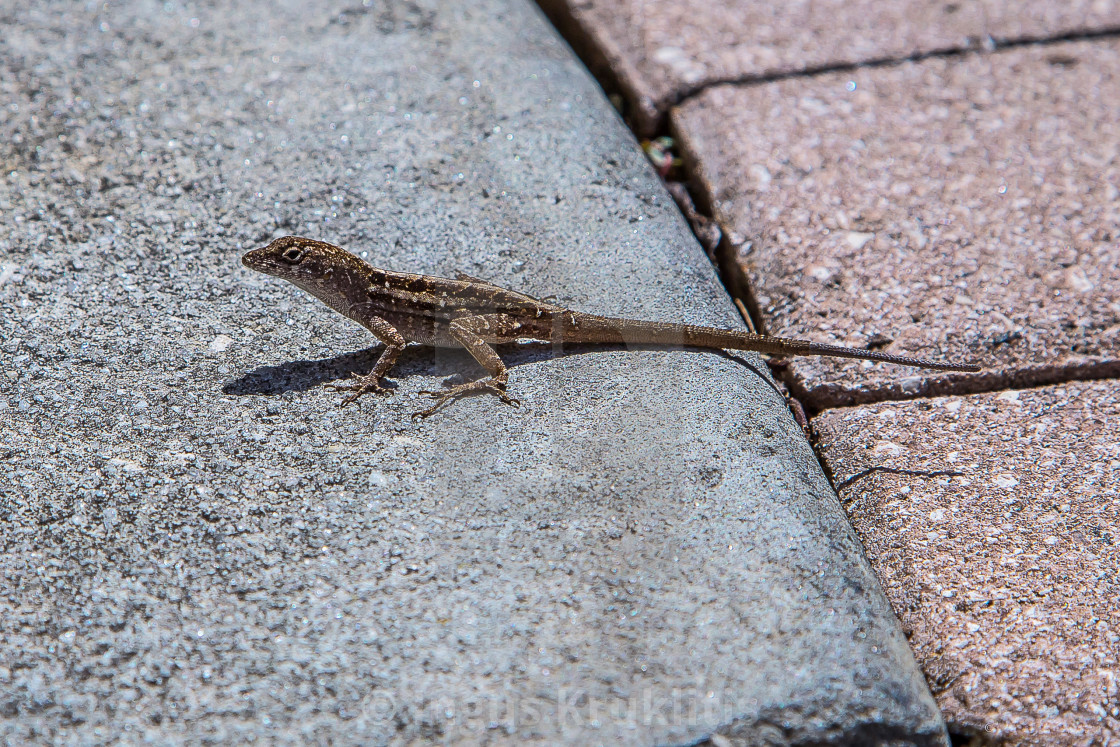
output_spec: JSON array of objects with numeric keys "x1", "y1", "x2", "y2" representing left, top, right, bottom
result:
[
  {"x1": 0, "y1": 0, "x2": 945, "y2": 744},
  {"x1": 675, "y1": 40, "x2": 1120, "y2": 410},
  {"x1": 814, "y1": 380, "x2": 1120, "y2": 745},
  {"x1": 538, "y1": 0, "x2": 1120, "y2": 133}
]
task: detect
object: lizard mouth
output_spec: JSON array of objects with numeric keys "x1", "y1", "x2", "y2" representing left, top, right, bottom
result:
[{"x1": 242, "y1": 247, "x2": 279, "y2": 274}]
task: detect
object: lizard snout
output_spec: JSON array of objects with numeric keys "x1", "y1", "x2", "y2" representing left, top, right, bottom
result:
[{"x1": 241, "y1": 247, "x2": 270, "y2": 272}]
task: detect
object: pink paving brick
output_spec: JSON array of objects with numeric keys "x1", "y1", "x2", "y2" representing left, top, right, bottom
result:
[
  {"x1": 813, "y1": 380, "x2": 1120, "y2": 744},
  {"x1": 674, "y1": 39, "x2": 1120, "y2": 410},
  {"x1": 539, "y1": 0, "x2": 1120, "y2": 133}
]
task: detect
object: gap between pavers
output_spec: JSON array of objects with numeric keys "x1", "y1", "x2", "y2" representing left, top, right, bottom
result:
[
  {"x1": 0, "y1": 0, "x2": 946, "y2": 743},
  {"x1": 673, "y1": 38, "x2": 1120, "y2": 412},
  {"x1": 536, "y1": 0, "x2": 1120, "y2": 135}
]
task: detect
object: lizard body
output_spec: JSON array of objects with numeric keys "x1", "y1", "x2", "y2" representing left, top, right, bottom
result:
[{"x1": 242, "y1": 236, "x2": 980, "y2": 417}]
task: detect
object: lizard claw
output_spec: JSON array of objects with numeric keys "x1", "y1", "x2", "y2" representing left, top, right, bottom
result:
[{"x1": 325, "y1": 372, "x2": 388, "y2": 406}]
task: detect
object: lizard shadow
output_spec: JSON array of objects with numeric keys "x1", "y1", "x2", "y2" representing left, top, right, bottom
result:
[
  {"x1": 222, "y1": 342, "x2": 779, "y2": 398},
  {"x1": 223, "y1": 346, "x2": 417, "y2": 396},
  {"x1": 224, "y1": 345, "x2": 515, "y2": 397},
  {"x1": 619, "y1": 345, "x2": 784, "y2": 400},
  {"x1": 532, "y1": 343, "x2": 780, "y2": 395}
]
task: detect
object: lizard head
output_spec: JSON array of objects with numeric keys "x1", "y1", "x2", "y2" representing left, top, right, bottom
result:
[
  {"x1": 243, "y1": 235, "x2": 381, "y2": 318},
  {"x1": 243, "y1": 236, "x2": 374, "y2": 317},
  {"x1": 242, "y1": 236, "x2": 339, "y2": 279}
]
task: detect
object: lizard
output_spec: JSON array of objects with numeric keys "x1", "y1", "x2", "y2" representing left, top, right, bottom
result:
[{"x1": 242, "y1": 236, "x2": 981, "y2": 418}]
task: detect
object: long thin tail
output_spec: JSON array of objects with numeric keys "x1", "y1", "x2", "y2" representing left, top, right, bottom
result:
[
  {"x1": 769, "y1": 337, "x2": 981, "y2": 372},
  {"x1": 564, "y1": 314, "x2": 981, "y2": 373}
]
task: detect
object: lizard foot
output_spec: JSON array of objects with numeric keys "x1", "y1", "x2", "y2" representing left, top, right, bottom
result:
[
  {"x1": 412, "y1": 379, "x2": 520, "y2": 419},
  {"x1": 325, "y1": 372, "x2": 389, "y2": 406}
]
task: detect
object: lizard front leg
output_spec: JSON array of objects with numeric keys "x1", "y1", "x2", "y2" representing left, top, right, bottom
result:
[
  {"x1": 413, "y1": 313, "x2": 522, "y2": 418},
  {"x1": 325, "y1": 314, "x2": 407, "y2": 406}
]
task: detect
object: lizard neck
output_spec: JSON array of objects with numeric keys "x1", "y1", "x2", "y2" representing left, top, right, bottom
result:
[{"x1": 292, "y1": 261, "x2": 383, "y2": 320}]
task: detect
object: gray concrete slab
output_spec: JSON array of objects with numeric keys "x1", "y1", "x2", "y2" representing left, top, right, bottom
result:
[{"x1": 1, "y1": 0, "x2": 944, "y2": 743}]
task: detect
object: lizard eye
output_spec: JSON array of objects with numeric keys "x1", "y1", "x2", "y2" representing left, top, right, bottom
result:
[{"x1": 281, "y1": 247, "x2": 305, "y2": 264}]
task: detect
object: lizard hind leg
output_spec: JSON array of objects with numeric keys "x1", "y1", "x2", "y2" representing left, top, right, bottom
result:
[{"x1": 411, "y1": 314, "x2": 522, "y2": 419}]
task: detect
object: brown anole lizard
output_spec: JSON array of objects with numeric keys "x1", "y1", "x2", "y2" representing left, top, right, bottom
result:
[{"x1": 242, "y1": 236, "x2": 980, "y2": 418}]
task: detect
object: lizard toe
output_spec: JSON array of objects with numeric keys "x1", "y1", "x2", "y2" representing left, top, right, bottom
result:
[
  {"x1": 410, "y1": 395, "x2": 453, "y2": 418},
  {"x1": 409, "y1": 379, "x2": 519, "y2": 417},
  {"x1": 326, "y1": 373, "x2": 389, "y2": 406},
  {"x1": 494, "y1": 390, "x2": 520, "y2": 407}
]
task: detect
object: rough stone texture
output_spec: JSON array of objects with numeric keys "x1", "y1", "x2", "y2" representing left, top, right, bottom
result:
[
  {"x1": 0, "y1": 0, "x2": 945, "y2": 744},
  {"x1": 813, "y1": 380, "x2": 1120, "y2": 745},
  {"x1": 538, "y1": 0, "x2": 1120, "y2": 133},
  {"x1": 675, "y1": 40, "x2": 1120, "y2": 410}
]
